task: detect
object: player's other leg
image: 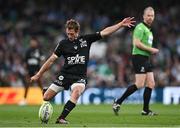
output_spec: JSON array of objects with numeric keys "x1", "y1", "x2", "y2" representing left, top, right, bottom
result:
[
  {"x1": 39, "y1": 83, "x2": 63, "y2": 123},
  {"x1": 113, "y1": 74, "x2": 146, "y2": 115},
  {"x1": 37, "y1": 78, "x2": 48, "y2": 97},
  {"x1": 56, "y1": 83, "x2": 85, "y2": 124},
  {"x1": 43, "y1": 83, "x2": 63, "y2": 101},
  {"x1": 142, "y1": 72, "x2": 158, "y2": 116}
]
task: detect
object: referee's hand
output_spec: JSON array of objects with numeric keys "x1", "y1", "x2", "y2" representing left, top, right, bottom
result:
[{"x1": 151, "y1": 48, "x2": 159, "y2": 54}]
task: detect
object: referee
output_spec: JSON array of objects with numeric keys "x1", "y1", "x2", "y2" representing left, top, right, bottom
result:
[{"x1": 113, "y1": 7, "x2": 159, "y2": 116}]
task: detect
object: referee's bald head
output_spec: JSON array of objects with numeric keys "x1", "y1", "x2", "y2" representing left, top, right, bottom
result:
[
  {"x1": 143, "y1": 6, "x2": 155, "y2": 26},
  {"x1": 143, "y1": 6, "x2": 154, "y2": 15}
]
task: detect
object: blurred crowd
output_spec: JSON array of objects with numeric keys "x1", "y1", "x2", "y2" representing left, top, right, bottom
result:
[{"x1": 0, "y1": 0, "x2": 180, "y2": 88}]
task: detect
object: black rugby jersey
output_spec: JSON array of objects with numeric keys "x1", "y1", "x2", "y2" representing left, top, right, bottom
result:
[
  {"x1": 54, "y1": 32, "x2": 102, "y2": 77},
  {"x1": 25, "y1": 48, "x2": 43, "y2": 69}
]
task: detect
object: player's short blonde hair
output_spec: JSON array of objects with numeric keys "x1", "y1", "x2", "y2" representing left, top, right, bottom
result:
[{"x1": 65, "y1": 19, "x2": 80, "y2": 32}]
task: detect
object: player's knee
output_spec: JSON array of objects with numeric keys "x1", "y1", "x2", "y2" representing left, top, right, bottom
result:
[
  {"x1": 135, "y1": 82, "x2": 144, "y2": 88},
  {"x1": 43, "y1": 96, "x2": 49, "y2": 101},
  {"x1": 74, "y1": 89, "x2": 81, "y2": 98},
  {"x1": 147, "y1": 81, "x2": 155, "y2": 89},
  {"x1": 43, "y1": 94, "x2": 51, "y2": 101},
  {"x1": 72, "y1": 89, "x2": 81, "y2": 100}
]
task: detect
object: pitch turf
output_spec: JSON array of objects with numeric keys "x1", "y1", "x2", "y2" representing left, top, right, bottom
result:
[{"x1": 0, "y1": 104, "x2": 180, "y2": 127}]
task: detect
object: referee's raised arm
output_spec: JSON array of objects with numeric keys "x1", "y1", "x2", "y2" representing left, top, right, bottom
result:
[{"x1": 100, "y1": 17, "x2": 135, "y2": 37}]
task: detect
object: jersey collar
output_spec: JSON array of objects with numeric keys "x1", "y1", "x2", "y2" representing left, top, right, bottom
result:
[
  {"x1": 142, "y1": 22, "x2": 152, "y2": 30},
  {"x1": 68, "y1": 37, "x2": 78, "y2": 43}
]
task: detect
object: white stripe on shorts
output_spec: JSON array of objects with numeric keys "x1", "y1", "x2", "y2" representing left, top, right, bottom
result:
[{"x1": 49, "y1": 83, "x2": 64, "y2": 93}]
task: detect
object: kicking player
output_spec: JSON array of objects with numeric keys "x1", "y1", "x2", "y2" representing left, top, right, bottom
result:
[{"x1": 30, "y1": 17, "x2": 135, "y2": 124}]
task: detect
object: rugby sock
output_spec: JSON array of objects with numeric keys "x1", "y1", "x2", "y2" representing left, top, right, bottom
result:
[
  {"x1": 143, "y1": 87, "x2": 152, "y2": 111},
  {"x1": 59, "y1": 100, "x2": 76, "y2": 119},
  {"x1": 116, "y1": 84, "x2": 138, "y2": 105}
]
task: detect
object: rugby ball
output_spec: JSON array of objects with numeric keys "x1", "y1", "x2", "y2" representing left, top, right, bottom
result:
[{"x1": 38, "y1": 101, "x2": 53, "y2": 123}]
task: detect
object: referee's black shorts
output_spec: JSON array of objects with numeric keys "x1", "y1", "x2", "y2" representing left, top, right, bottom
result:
[{"x1": 132, "y1": 55, "x2": 153, "y2": 74}]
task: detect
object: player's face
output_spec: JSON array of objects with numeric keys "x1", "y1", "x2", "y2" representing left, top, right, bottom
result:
[
  {"x1": 30, "y1": 40, "x2": 38, "y2": 48},
  {"x1": 66, "y1": 28, "x2": 79, "y2": 41},
  {"x1": 143, "y1": 10, "x2": 155, "y2": 26}
]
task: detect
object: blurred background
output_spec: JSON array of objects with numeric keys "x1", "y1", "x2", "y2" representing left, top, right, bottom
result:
[{"x1": 0, "y1": 0, "x2": 180, "y2": 105}]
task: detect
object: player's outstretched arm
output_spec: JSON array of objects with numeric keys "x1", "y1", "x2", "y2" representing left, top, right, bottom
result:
[
  {"x1": 30, "y1": 53, "x2": 58, "y2": 82},
  {"x1": 100, "y1": 17, "x2": 135, "y2": 37}
]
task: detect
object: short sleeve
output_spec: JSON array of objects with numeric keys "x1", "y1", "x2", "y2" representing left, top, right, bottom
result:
[
  {"x1": 84, "y1": 32, "x2": 102, "y2": 44},
  {"x1": 133, "y1": 25, "x2": 144, "y2": 40},
  {"x1": 54, "y1": 41, "x2": 64, "y2": 57}
]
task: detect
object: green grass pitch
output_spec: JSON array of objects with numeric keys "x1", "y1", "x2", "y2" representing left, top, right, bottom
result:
[{"x1": 0, "y1": 104, "x2": 180, "y2": 127}]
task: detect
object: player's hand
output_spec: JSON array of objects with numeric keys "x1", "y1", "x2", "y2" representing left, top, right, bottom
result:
[
  {"x1": 150, "y1": 48, "x2": 159, "y2": 54},
  {"x1": 30, "y1": 73, "x2": 41, "y2": 82},
  {"x1": 120, "y1": 17, "x2": 136, "y2": 28}
]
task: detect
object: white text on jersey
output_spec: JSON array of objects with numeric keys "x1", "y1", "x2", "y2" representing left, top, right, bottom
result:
[{"x1": 67, "y1": 54, "x2": 85, "y2": 64}]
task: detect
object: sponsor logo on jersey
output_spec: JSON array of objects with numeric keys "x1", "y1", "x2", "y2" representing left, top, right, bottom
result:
[
  {"x1": 79, "y1": 38, "x2": 87, "y2": 48},
  {"x1": 67, "y1": 54, "x2": 85, "y2": 64},
  {"x1": 77, "y1": 79, "x2": 86, "y2": 84},
  {"x1": 148, "y1": 35, "x2": 153, "y2": 45},
  {"x1": 54, "y1": 79, "x2": 63, "y2": 85},
  {"x1": 34, "y1": 49, "x2": 40, "y2": 58},
  {"x1": 74, "y1": 45, "x2": 78, "y2": 50},
  {"x1": 140, "y1": 66, "x2": 145, "y2": 72},
  {"x1": 58, "y1": 75, "x2": 64, "y2": 80}
]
